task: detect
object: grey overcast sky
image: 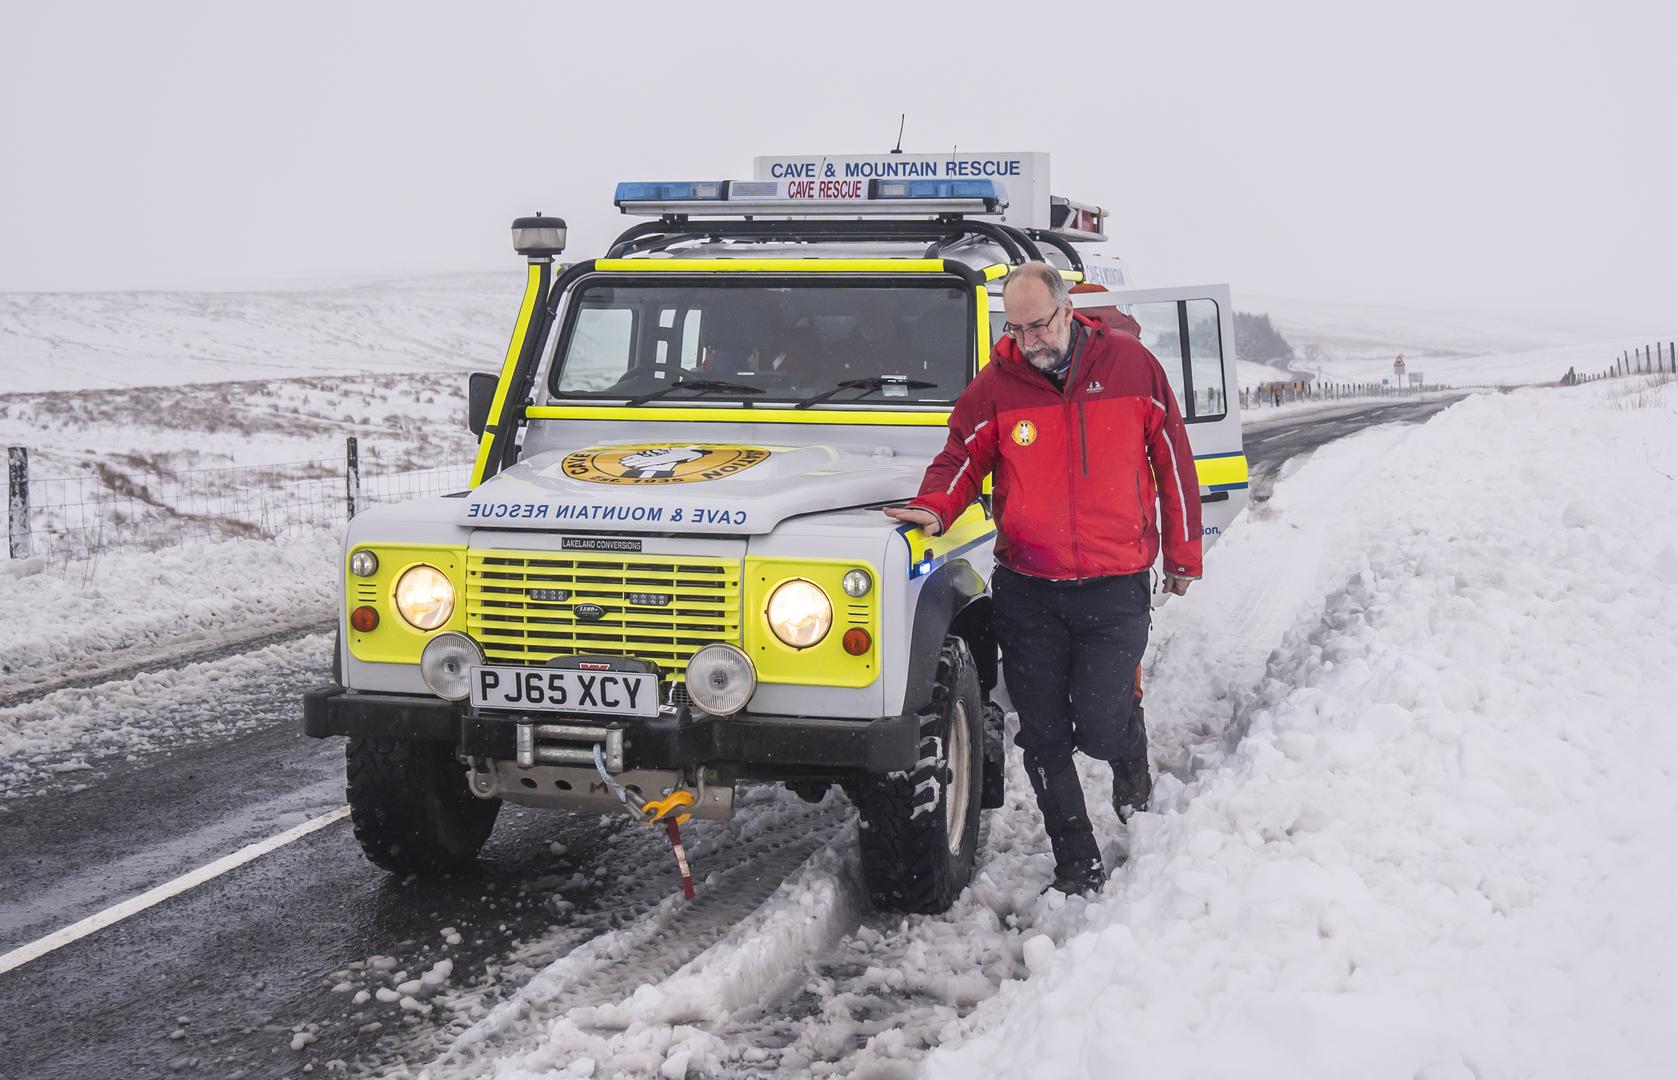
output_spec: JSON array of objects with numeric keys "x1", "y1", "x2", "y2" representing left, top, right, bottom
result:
[{"x1": 2, "y1": 0, "x2": 1673, "y2": 331}]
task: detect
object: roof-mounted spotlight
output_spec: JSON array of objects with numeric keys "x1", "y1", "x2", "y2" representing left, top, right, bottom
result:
[{"x1": 511, "y1": 215, "x2": 567, "y2": 258}]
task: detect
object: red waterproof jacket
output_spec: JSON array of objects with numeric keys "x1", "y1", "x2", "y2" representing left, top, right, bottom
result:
[{"x1": 908, "y1": 313, "x2": 1203, "y2": 581}]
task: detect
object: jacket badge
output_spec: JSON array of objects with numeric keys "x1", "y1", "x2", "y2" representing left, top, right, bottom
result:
[
  {"x1": 1087, "y1": 380, "x2": 1104, "y2": 393},
  {"x1": 1011, "y1": 419, "x2": 1037, "y2": 446}
]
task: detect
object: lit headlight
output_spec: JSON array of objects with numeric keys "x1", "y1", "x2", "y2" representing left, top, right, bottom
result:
[
  {"x1": 395, "y1": 564, "x2": 455, "y2": 630},
  {"x1": 766, "y1": 578, "x2": 832, "y2": 648},
  {"x1": 420, "y1": 632, "x2": 481, "y2": 701},
  {"x1": 685, "y1": 643, "x2": 756, "y2": 715}
]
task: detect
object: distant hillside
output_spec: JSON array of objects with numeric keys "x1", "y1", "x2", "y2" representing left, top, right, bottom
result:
[{"x1": 0, "y1": 273, "x2": 520, "y2": 394}]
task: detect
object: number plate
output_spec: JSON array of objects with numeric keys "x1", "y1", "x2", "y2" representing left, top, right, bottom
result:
[{"x1": 467, "y1": 665, "x2": 660, "y2": 717}]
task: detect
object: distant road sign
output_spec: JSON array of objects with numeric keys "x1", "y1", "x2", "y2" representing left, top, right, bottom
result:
[{"x1": 1409, "y1": 373, "x2": 1423, "y2": 386}]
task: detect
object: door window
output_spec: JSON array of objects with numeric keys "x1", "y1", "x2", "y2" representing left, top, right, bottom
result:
[{"x1": 1070, "y1": 291, "x2": 1227, "y2": 423}]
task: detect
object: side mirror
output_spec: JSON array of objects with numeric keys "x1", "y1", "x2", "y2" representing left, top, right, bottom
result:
[{"x1": 467, "y1": 372, "x2": 499, "y2": 436}]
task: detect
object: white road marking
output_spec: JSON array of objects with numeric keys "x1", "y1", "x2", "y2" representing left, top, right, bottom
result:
[{"x1": 0, "y1": 805, "x2": 350, "y2": 977}]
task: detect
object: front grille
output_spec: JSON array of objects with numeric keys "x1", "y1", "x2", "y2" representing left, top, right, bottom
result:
[{"x1": 466, "y1": 550, "x2": 741, "y2": 680}]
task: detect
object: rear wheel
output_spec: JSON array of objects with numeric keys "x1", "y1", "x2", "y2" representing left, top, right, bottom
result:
[
  {"x1": 345, "y1": 737, "x2": 500, "y2": 875},
  {"x1": 853, "y1": 636, "x2": 983, "y2": 914}
]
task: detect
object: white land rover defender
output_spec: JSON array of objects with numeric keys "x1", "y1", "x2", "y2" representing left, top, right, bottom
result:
[{"x1": 302, "y1": 152, "x2": 1250, "y2": 914}]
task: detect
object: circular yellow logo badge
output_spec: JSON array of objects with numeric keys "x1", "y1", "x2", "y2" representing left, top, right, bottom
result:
[
  {"x1": 1011, "y1": 420, "x2": 1038, "y2": 446},
  {"x1": 559, "y1": 444, "x2": 771, "y2": 486}
]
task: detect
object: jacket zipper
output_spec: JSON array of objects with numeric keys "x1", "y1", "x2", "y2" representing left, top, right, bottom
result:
[
  {"x1": 1061, "y1": 330, "x2": 1088, "y2": 576},
  {"x1": 1077, "y1": 402, "x2": 1090, "y2": 477},
  {"x1": 1063, "y1": 399, "x2": 1082, "y2": 578},
  {"x1": 1135, "y1": 470, "x2": 1149, "y2": 540}
]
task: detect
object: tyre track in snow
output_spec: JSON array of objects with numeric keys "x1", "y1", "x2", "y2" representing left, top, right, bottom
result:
[{"x1": 403, "y1": 805, "x2": 852, "y2": 1080}]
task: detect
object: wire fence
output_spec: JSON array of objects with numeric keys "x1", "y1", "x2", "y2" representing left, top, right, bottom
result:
[
  {"x1": 1240, "y1": 379, "x2": 1448, "y2": 411},
  {"x1": 1560, "y1": 340, "x2": 1675, "y2": 385},
  {"x1": 6, "y1": 438, "x2": 469, "y2": 562}
]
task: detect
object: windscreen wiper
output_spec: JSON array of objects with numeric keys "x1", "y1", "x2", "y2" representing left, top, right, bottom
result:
[
  {"x1": 621, "y1": 376, "x2": 767, "y2": 407},
  {"x1": 791, "y1": 375, "x2": 937, "y2": 410}
]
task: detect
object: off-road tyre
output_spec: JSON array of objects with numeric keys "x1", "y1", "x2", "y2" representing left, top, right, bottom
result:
[
  {"x1": 854, "y1": 636, "x2": 984, "y2": 914},
  {"x1": 345, "y1": 737, "x2": 500, "y2": 876}
]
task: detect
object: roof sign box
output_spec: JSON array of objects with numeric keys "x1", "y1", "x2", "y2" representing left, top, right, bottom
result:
[{"x1": 754, "y1": 152, "x2": 1052, "y2": 230}]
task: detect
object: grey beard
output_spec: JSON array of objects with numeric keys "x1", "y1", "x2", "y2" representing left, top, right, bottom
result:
[{"x1": 1027, "y1": 350, "x2": 1061, "y2": 372}]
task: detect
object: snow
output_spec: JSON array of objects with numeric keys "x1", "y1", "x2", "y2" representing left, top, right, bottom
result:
[
  {"x1": 1245, "y1": 293, "x2": 1677, "y2": 390},
  {"x1": 375, "y1": 376, "x2": 1678, "y2": 1078},
  {"x1": 0, "y1": 528, "x2": 337, "y2": 798},
  {"x1": 0, "y1": 528, "x2": 336, "y2": 683},
  {"x1": 925, "y1": 374, "x2": 1678, "y2": 1079},
  {"x1": 6, "y1": 273, "x2": 1677, "y2": 1074},
  {"x1": 0, "y1": 274, "x2": 518, "y2": 394}
]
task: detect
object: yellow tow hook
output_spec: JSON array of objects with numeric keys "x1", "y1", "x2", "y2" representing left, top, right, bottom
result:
[
  {"x1": 641, "y1": 791, "x2": 698, "y2": 899},
  {"x1": 591, "y1": 746, "x2": 698, "y2": 900}
]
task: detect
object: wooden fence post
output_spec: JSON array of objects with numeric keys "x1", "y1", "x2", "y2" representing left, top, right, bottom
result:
[
  {"x1": 345, "y1": 436, "x2": 361, "y2": 520},
  {"x1": 6, "y1": 447, "x2": 28, "y2": 560}
]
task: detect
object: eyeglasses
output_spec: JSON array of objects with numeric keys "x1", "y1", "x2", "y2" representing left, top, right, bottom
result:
[{"x1": 1002, "y1": 306, "x2": 1065, "y2": 341}]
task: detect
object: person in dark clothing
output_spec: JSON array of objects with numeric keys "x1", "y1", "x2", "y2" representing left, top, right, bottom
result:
[{"x1": 885, "y1": 262, "x2": 1202, "y2": 898}]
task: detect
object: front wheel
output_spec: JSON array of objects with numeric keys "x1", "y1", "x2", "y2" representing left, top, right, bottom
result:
[
  {"x1": 853, "y1": 636, "x2": 984, "y2": 914},
  {"x1": 345, "y1": 737, "x2": 500, "y2": 875}
]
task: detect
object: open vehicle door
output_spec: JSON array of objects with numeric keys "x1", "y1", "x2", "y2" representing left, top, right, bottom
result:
[{"x1": 1070, "y1": 283, "x2": 1249, "y2": 551}]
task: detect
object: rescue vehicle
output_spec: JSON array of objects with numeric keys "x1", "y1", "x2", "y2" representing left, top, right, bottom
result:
[{"x1": 302, "y1": 151, "x2": 1249, "y2": 914}]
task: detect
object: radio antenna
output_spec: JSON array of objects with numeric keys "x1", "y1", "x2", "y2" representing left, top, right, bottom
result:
[{"x1": 891, "y1": 114, "x2": 906, "y2": 154}]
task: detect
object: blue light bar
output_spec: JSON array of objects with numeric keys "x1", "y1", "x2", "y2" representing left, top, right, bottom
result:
[
  {"x1": 614, "y1": 181, "x2": 728, "y2": 203},
  {"x1": 871, "y1": 179, "x2": 1008, "y2": 202}
]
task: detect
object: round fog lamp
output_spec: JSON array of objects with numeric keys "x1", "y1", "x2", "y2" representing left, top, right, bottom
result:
[
  {"x1": 766, "y1": 579, "x2": 832, "y2": 648},
  {"x1": 421, "y1": 632, "x2": 482, "y2": 701},
  {"x1": 841, "y1": 569, "x2": 872, "y2": 598},
  {"x1": 395, "y1": 564, "x2": 455, "y2": 630},
  {"x1": 349, "y1": 550, "x2": 379, "y2": 577},
  {"x1": 685, "y1": 643, "x2": 756, "y2": 716}
]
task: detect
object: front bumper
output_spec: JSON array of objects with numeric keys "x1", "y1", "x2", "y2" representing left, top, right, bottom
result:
[{"x1": 301, "y1": 685, "x2": 919, "y2": 775}]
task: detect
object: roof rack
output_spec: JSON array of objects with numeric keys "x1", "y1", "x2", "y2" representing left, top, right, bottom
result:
[{"x1": 605, "y1": 216, "x2": 1055, "y2": 267}]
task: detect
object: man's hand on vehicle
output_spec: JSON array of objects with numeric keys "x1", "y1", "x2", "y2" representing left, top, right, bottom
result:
[
  {"x1": 884, "y1": 505, "x2": 942, "y2": 536},
  {"x1": 1163, "y1": 574, "x2": 1193, "y2": 596}
]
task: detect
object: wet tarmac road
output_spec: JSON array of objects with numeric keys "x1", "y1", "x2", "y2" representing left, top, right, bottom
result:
[
  {"x1": 0, "y1": 395, "x2": 1464, "y2": 1079},
  {"x1": 1241, "y1": 396, "x2": 1463, "y2": 497}
]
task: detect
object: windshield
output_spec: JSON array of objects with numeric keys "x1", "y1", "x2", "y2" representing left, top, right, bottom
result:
[{"x1": 546, "y1": 278, "x2": 972, "y2": 407}]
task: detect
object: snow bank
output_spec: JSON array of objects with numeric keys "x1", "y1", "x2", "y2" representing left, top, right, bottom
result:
[
  {"x1": 927, "y1": 375, "x2": 1678, "y2": 1079},
  {"x1": 0, "y1": 527, "x2": 337, "y2": 687}
]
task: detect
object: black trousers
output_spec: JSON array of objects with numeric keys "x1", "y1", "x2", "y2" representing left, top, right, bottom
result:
[{"x1": 992, "y1": 564, "x2": 1151, "y2": 871}]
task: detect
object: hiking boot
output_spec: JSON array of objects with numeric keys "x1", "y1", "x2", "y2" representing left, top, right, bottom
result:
[
  {"x1": 1044, "y1": 857, "x2": 1107, "y2": 898},
  {"x1": 1111, "y1": 753, "x2": 1152, "y2": 823}
]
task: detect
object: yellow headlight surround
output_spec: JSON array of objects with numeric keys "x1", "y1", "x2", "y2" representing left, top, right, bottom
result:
[
  {"x1": 746, "y1": 558, "x2": 879, "y2": 687},
  {"x1": 344, "y1": 545, "x2": 466, "y2": 663}
]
